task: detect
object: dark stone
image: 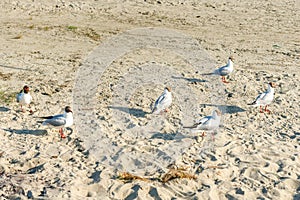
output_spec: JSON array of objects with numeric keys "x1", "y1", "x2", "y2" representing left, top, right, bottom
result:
[
  {"x1": 27, "y1": 190, "x2": 33, "y2": 199},
  {"x1": 236, "y1": 188, "x2": 245, "y2": 195}
]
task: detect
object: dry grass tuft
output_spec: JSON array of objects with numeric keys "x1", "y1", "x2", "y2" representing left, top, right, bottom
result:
[
  {"x1": 161, "y1": 168, "x2": 197, "y2": 183},
  {"x1": 0, "y1": 90, "x2": 16, "y2": 105},
  {"x1": 0, "y1": 72, "x2": 12, "y2": 81},
  {"x1": 117, "y1": 172, "x2": 149, "y2": 183}
]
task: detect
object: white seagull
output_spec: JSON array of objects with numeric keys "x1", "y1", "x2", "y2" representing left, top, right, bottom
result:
[
  {"x1": 248, "y1": 82, "x2": 275, "y2": 113},
  {"x1": 16, "y1": 85, "x2": 32, "y2": 112},
  {"x1": 152, "y1": 87, "x2": 172, "y2": 114},
  {"x1": 40, "y1": 106, "x2": 73, "y2": 138},
  {"x1": 214, "y1": 57, "x2": 233, "y2": 83},
  {"x1": 184, "y1": 109, "x2": 222, "y2": 137},
  {"x1": 212, "y1": 57, "x2": 234, "y2": 83}
]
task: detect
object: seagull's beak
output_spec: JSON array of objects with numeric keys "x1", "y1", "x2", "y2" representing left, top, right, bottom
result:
[{"x1": 215, "y1": 110, "x2": 222, "y2": 116}]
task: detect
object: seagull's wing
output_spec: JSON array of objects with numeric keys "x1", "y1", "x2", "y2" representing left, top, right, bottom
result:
[
  {"x1": 184, "y1": 116, "x2": 210, "y2": 129},
  {"x1": 249, "y1": 92, "x2": 267, "y2": 105},
  {"x1": 217, "y1": 65, "x2": 230, "y2": 76},
  {"x1": 39, "y1": 114, "x2": 64, "y2": 119},
  {"x1": 155, "y1": 94, "x2": 165, "y2": 107},
  {"x1": 16, "y1": 93, "x2": 22, "y2": 103},
  {"x1": 42, "y1": 115, "x2": 66, "y2": 127},
  {"x1": 260, "y1": 91, "x2": 273, "y2": 103},
  {"x1": 197, "y1": 116, "x2": 214, "y2": 130},
  {"x1": 152, "y1": 93, "x2": 169, "y2": 113}
]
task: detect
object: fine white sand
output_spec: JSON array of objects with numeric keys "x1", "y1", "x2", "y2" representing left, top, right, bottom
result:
[{"x1": 0, "y1": 0, "x2": 299, "y2": 199}]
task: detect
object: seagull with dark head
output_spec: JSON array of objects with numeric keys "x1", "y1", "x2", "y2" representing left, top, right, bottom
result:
[
  {"x1": 39, "y1": 106, "x2": 73, "y2": 138},
  {"x1": 16, "y1": 85, "x2": 32, "y2": 112}
]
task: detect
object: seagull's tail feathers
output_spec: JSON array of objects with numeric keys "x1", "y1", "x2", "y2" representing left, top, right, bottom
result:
[
  {"x1": 201, "y1": 72, "x2": 215, "y2": 76},
  {"x1": 152, "y1": 106, "x2": 161, "y2": 114},
  {"x1": 41, "y1": 121, "x2": 49, "y2": 126},
  {"x1": 183, "y1": 124, "x2": 198, "y2": 129},
  {"x1": 247, "y1": 101, "x2": 258, "y2": 106},
  {"x1": 151, "y1": 107, "x2": 156, "y2": 114},
  {"x1": 34, "y1": 116, "x2": 54, "y2": 119},
  {"x1": 202, "y1": 68, "x2": 220, "y2": 76}
]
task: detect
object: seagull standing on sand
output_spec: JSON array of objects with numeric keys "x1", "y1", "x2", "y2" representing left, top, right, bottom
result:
[
  {"x1": 152, "y1": 87, "x2": 172, "y2": 114},
  {"x1": 16, "y1": 85, "x2": 32, "y2": 112},
  {"x1": 40, "y1": 106, "x2": 73, "y2": 138},
  {"x1": 248, "y1": 82, "x2": 275, "y2": 113},
  {"x1": 184, "y1": 109, "x2": 222, "y2": 138},
  {"x1": 214, "y1": 57, "x2": 234, "y2": 83}
]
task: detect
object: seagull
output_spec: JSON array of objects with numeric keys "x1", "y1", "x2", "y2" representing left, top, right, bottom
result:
[
  {"x1": 183, "y1": 109, "x2": 222, "y2": 138},
  {"x1": 152, "y1": 87, "x2": 172, "y2": 114},
  {"x1": 39, "y1": 106, "x2": 73, "y2": 138},
  {"x1": 214, "y1": 57, "x2": 234, "y2": 83},
  {"x1": 16, "y1": 85, "x2": 32, "y2": 113},
  {"x1": 248, "y1": 82, "x2": 275, "y2": 113},
  {"x1": 203, "y1": 57, "x2": 234, "y2": 83}
]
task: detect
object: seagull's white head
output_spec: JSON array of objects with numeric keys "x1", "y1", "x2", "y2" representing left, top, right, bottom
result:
[
  {"x1": 165, "y1": 87, "x2": 171, "y2": 92},
  {"x1": 214, "y1": 109, "x2": 222, "y2": 116},
  {"x1": 269, "y1": 82, "x2": 276, "y2": 88},
  {"x1": 212, "y1": 109, "x2": 222, "y2": 119}
]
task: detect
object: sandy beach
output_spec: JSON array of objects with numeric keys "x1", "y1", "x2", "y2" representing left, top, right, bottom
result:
[{"x1": 0, "y1": 0, "x2": 299, "y2": 199}]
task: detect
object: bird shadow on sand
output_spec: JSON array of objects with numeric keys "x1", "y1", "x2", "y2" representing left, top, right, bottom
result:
[
  {"x1": 0, "y1": 64, "x2": 33, "y2": 71},
  {"x1": 0, "y1": 107, "x2": 10, "y2": 112},
  {"x1": 200, "y1": 104, "x2": 246, "y2": 114},
  {"x1": 3, "y1": 128, "x2": 47, "y2": 136},
  {"x1": 172, "y1": 75, "x2": 207, "y2": 83},
  {"x1": 150, "y1": 132, "x2": 190, "y2": 141},
  {"x1": 108, "y1": 106, "x2": 149, "y2": 118},
  {"x1": 150, "y1": 132, "x2": 178, "y2": 140}
]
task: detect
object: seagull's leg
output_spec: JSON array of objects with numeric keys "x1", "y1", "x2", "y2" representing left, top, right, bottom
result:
[
  {"x1": 264, "y1": 105, "x2": 271, "y2": 114},
  {"x1": 259, "y1": 106, "x2": 264, "y2": 113},
  {"x1": 28, "y1": 104, "x2": 33, "y2": 113},
  {"x1": 21, "y1": 105, "x2": 25, "y2": 112},
  {"x1": 164, "y1": 108, "x2": 169, "y2": 113},
  {"x1": 59, "y1": 128, "x2": 66, "y2": 139},
  {"x1": 201, "y1": 132, "x2": 206, "y2": 137},
  {"x1": 211, "y1": 132, "x2": 215, "y2": 141}
]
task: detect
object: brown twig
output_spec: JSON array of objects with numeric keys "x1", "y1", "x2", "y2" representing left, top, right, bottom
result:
[
  {"x1": 206, "y1": 165, "x2": 224, "y2": 169},
  {"x1": 117, "y1": 172, "x2": 149, "y2": 183},
  {"x1": 161, "y1": 169, "x2": 197, "y2": 183}
]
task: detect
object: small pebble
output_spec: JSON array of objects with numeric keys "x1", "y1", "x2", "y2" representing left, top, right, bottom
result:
[
  {"x1": 27, "y1": 190, "x2": 33, "y2": 199},
  {"x1": 228, "y1": 93, "x2": 233, "y2": 98}
]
